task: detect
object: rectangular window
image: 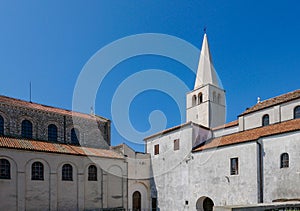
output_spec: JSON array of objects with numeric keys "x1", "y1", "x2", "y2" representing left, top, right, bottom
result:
[
  {"x1": 230, "y1": 157, "x2": 239, "y2": 175},
  {"x1": 154, "y1": 144, "x2": 159, "y2": 155},
  {"x1": 174, "y1": 139, "x2": 179, "y2": 151}
]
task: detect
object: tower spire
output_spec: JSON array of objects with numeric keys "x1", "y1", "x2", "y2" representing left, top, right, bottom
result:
[{"x1": 194, "y1": 33, "x2": 220, "y2": 89}]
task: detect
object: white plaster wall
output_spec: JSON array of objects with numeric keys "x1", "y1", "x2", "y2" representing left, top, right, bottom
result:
[
  {"x1": 190, "y1": 142, "x2": 258, "y2": 210},
  {"x1": 262, "y1": 131, "x2": 300, "y2": 203},
  {"x1": 210, "y1": 103, "x2": 226, "y2": 128},
  {"x1": 243, "y1": 107, "x2": 276, "y2": 130},
  {"x1": 0, "y1": 155, "x2": 17, "y2": 210},
  {"x1": 280, "y1": 99, "x2": 300, "y2": 121},
  {"x1": 187, "y1": 104, "x2": 210, "y2": 127},
  {"x1": 0, "y1": 148, "x2": 127, "y2": 210},
  {"x1": 213, "y1": 126, "x2": 238, "y2": 138},
  {"x1": 118, "y1": 144, "x2": 151, "y2": 210},
  {"x1": 25, "y1": 158, "x2": 50, "y2": 211},
  {"x1": 84, "y1": 164, "x2": 102, "y2": 210},
  {"x1": 146, "y1": 126, "x2": 193, "y2": 210},
  {"x1": 128, "y1": 181, "x2": 150, "y2": 211},
  {"x1": 242, "y1": 98, "x2": 300, "y2": 131}
]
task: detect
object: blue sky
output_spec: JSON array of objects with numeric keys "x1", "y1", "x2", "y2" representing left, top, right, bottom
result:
[{"x1": 0, "y1": 1, "x2": 299, "y2": 151}]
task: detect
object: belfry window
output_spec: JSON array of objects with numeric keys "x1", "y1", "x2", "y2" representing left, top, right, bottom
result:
[
  {"x1": 88, "y1": 165, "x2": 97, "y2": 181},
  {"x1": 217, "y1": 93, "x2": 221, "y2": 104},
  {"x1": 48, "y1": 124, "x2": 58, "y2": 141},
  {"x1": 213, "y1": 91, "x2": 216, "y2": 102},
  {"x1": 31, "y1": 162, "x2": 44, "y2": 180},
  {"x1": 262, "y1": 114, "x2": 269, "y2": 126},
  {"x1": 0, "y1": 159, "x2": 10, "y2": 179},
  {"x1": 0, "y1": 115, "x2": 4, "y2": 136},
  {"x1": 62, "y1": 164, "x2": 73, "y2": 181},
  {"x1": 198, "y1": 93, "x2": 203, "y2": 104},
  {"x1": 21, "y1": 119, "x2": 33, "y2": 139},
  {"x1": 294, "y1": 106, "x2": 300, "y2": 119},
  {"x1": 71, "y1": 128, "x2": 80, "y2": 145},
  {"x1": 192, "y1": 95, "x2": 197, "y2": 106},
  {"x1": 280, "y1": 153, "x2": 289, "y2": 168}
]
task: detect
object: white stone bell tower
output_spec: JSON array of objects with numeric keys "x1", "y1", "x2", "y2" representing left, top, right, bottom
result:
[{"x1": 186, "y1": 33, "x2": 226, "y2": 128}]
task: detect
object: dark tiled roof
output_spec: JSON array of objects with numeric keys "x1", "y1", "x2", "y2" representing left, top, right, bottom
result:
[
  {"x1": 193, "y1": 118, "x2": 300, "y2": 152},
  {"x1": 240, "y1": 90, "x2": 300, "y2": 116},
  {"x1": 0, "y1": 95, "x2": 109, "y2": 121},
  {"x1": 0, "y1": 136, "x2": 123, "y2": 159}
]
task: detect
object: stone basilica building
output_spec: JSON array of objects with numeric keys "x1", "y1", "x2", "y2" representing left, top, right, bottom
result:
[{"x1": 0, "y1": 34, "x2": 300, "y2": 211}]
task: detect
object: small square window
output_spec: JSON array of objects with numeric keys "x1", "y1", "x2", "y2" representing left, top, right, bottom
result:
[
  {"x1": 154, "y1": 144, "x2": 159, "y2": 155},
  {"x1": 230, "y1": 158, "x2": 239, "y2": 175},
  {"x1": 174, "y1": 139, "x2": 179, "y2": 151}
]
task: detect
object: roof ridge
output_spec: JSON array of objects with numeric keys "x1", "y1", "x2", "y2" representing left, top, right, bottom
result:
[
  {"x1": 240, "y1": 89, "x2": 300, "y2": 116},
  {"x1": 0, "y1": 94, "x2": 109, "y2": 121}
]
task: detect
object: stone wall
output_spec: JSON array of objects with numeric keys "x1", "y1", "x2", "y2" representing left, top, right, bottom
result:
[{"x1": 0, "y1": 100, "x2": 110, "y2": 149}]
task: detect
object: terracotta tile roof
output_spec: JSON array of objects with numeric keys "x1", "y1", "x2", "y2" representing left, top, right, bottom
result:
[
  {"x1": 193, "y1": 118, "x2": 300, "y2": 152},
  {"x1": 0, "y1": 136, "x2": 124, "y2": 159},
  {"x1": 240, "y1": 89, "x2": 300, "y2": 116},
  {"x1": 0, "y1": 95, "x2": 109, "y2": 121},
  {"x1": 144, "y1": 121, "x2": 210, "y2": 140},
  {"x1": 213, "y1": 120, "x2": 238, "y2": 130}
]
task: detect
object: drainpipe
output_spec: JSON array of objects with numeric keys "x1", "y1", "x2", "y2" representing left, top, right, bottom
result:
[{"x1": 256, "y1": 140, "x2": 263, "y2": 203}]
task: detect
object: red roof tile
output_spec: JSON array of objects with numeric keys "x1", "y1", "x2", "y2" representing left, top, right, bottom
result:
[
  {"x1": 0, "y1": 136, "x2": 124, "y2": 159},
  {"x1": 193, "y1": 118, "x2": 300, "y2": 152},
  {"x1": 0, "y1": 95, "x2": 109, "y2": 121},
  {"x1": 213, "y1": 120, "x2": 238, "y2": 130},
  {"x1": 240, "y1": 90, "x2": 300, "y2": 116}
]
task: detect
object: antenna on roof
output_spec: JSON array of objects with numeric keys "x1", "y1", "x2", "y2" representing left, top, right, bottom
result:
[
  {"x1": 204, "y1": 26, "x2": 207, "y2": 34},
  {"x1": 29, "y1": 81, "x2": 32, "y2": 103}
]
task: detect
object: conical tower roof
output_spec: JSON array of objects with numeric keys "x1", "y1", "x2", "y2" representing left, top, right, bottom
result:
[{"x1": 194, "y1": 33, "x2": 220, "y2": 89}]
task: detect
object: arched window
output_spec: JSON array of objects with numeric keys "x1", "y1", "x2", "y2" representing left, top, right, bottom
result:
[
  {"x1": 21, "y1": 119, "x2": 32, "y2": 139},
  {"x1": 62, "y1": 164, "x2": 73, "y2": 181},
  {"x1": 294, "y1": 106, "x2": 300, "y2": 119},
  {"x1": 0, "y1": 115, "x2": 4, "y2": 136},
  {"x1": 217, "y1": 93, "x2": 221, "y2": 104},
  {"x1": 280, "y1": 153, "x2": 289, "y2": 168},
  {"x1": 31, "y1": 161, "x2": 44, "y2": 180},
  {"x1": 0, "y1": 159, "x2": 10, "y2": 179},
  {"x1": 71, "y1": 128, "x2": 80, "y2": 145},
  {"x1": 213, "y1": 91, "x2": 216, "y2": 102},
  {"x1": 198, "y1": 93, "x2": 203, "y2": 104},
  {"x1": 48, "y1": 124, "x2": 58, "y2": 141},
  {"x1": 132, "y1": 191, "x2": 141, "y2": 211},
  {"x1": 192, "y1": 95, "x2": 197, "y2": 106},
  {"x1": 88, "y1": 165, "x2": 97, "y2": 181},
  {"x1": 262, "y1": 114, "x2": 269, "y2": 126}
]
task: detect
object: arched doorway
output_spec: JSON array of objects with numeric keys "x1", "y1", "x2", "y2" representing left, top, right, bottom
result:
[
  {"x1": 203, "y1": 197, "x2": 214, "y2": 211},
  {"x1": 132, "y1": 191, "x2": 141, "y2": 211},
  {"x1": 196, "y1": 196, "x2": 214, "y2": 211}
]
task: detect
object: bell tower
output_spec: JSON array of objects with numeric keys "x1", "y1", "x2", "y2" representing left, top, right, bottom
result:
[{"x1": 186, "y1": 33, "x2": 225, "y2": 128}]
